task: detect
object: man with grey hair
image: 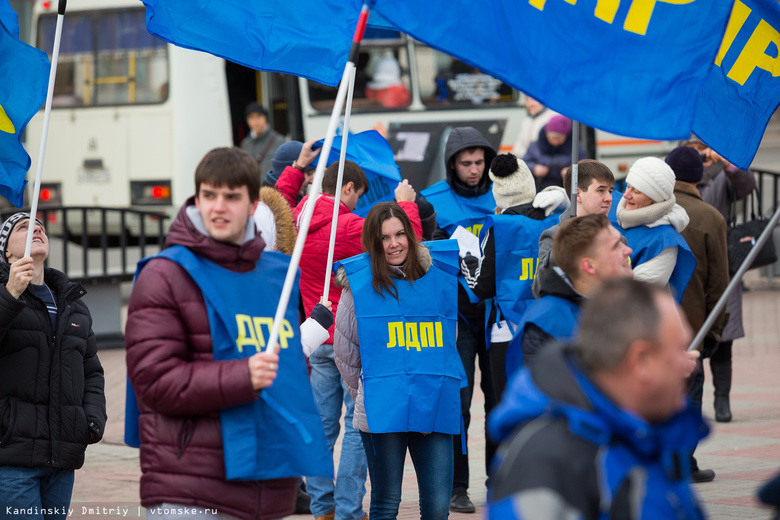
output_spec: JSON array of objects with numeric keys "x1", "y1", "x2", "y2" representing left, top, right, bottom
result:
[{"x1": 487, "y1": 278, "x2": 707, "y2": 520}]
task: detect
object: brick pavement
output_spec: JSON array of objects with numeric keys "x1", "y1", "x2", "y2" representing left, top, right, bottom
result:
[{"x1": 72, "y1": 272, "x2": 780, "y2": 519}]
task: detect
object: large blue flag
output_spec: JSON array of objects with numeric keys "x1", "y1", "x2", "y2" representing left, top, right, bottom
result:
[
  {"x1": 366, "y1": 0, "x2": 733, "y2": 142},
  {"x1": 141, "y1": 0, "x2": 367, "y2": 87},
  {"x1": 692, "y1": 0, "x2": 780, "y2": 169},
  {"x1": 312, "y1": 130, "x2": 402, "y2": 217},
  {"x1": 0, "y1": 3, "x2": 49, "y2": 207}
]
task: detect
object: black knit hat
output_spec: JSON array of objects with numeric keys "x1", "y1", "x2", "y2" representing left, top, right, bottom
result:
[
  {"x1": 666, "y1": 146, "x2": 703, "y2": 183},
  {"x1": 244, "y1": 101, "x2": 268, "y2": 119},
  {"x1": 0, "y1": 212, "x2": 46, "y2": 263}
]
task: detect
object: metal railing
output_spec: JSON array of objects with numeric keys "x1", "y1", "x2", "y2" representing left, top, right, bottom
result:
[{"x1": 1, "y1": 206, "x2": 170, "y2": 283}]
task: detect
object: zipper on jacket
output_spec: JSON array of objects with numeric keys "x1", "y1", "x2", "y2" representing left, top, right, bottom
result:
[{"x1": 177, "y1": 418, "x2": 196, "y2": 459}]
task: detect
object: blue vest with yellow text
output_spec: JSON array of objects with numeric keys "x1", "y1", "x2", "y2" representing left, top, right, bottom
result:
[
  {"x1": 483, "y1": 213, "x2": 559, "y2": 326},
  {"x1": 421, "y1": 180, "x2": 495, "y2": 237},
  {"x1": 505, "y1": 295, "x2": 580, "y2": 378},
  {"x1": 615, "y1": 223, "x2": 696, "y2": 303},
  {"x1": 335, "y1": 240, "x2": 467, "y2": 434},
  {"x1": 126, "y1": 246, "x2": 333, "y2": 481}
]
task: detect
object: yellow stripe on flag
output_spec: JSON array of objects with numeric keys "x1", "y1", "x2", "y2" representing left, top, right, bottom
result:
[{"x1": 0, "y1": 104, "x2": 14, "y2": 134}]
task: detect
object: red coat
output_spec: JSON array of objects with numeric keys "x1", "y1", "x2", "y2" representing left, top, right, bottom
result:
[
  {"x1": 125, "y1": 198, "x2": 297, "y2": 520},
  {"x1": 276, "y1": 167, "x2": 422, "y2": 342}
]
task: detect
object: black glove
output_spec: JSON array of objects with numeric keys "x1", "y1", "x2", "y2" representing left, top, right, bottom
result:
[
  {"x1": 311, "y1": 303, "x2": 334, "y2": 330},
  {"x1": 701, "y1": 337, "x2": 720, "y2": 359},
  {"x1": 460, "y1": 252, "x2": 481, "y2": 287}
]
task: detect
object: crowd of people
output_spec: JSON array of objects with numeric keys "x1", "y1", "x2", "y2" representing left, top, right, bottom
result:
[{"x1": 1, "y1": 97, "x2": 774, "y2": 520}]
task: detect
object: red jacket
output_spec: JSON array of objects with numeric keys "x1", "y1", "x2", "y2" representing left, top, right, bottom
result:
[
  {"x1": 276, "y1": 166, "x2": 422, "y2": 342},
  {"x1": 125, "y1": 198, "x2": 297, "y2": 520}
]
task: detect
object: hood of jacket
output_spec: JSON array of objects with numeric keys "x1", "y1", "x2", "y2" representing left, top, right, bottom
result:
[
  {"x1": 335, "y1": 243, "x2": 432, "y2": 292},
  {"x1": 295, "y1": 192, "x2": 352, "y2": 235},
  {"x1": 165, "y1": 196, "x2": 265, "y2": 273},
  {"x1": 489, "y1": 343, "x2": 708, "y2": 459},
  {"x1": 444, "y1": 127, "x2": 497, "y2": 198},
  {"x1": 256, "y1": 186, "x2": 297, "y2": 254},
  {"x1": 538, "y1": 266, "x2": 586, "y2": 304}
]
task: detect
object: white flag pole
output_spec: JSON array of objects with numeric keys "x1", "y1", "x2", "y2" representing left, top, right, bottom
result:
[
  {"x1": 266, "y1": 5, "x2": 370, "y2": 354},
  {"x1": 25, "y1": 0, "x2": 66, "y2": 257},
  {"x1": 322, "y1": 66, "x2": 357, "y2": 302},
  {"x1": 569, "y1": 120, "x2": 579, "y2": 218}
]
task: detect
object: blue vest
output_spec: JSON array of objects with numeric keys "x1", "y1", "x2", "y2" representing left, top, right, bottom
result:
[
  {"x1": 125, "y1": 246, "x2": 333, "y2": 481},
  {"x1": 421, "y1": 180, "x2": 495, "y2": 237},
  {"x1": 505, "y1": 295, "x2": 580, "y2": 378},
  {"x1": 482, "y1": 213, "x2": 559, "y2": 326},
  {"x1": 615, "y1": 223, "x2": 696, "y2": 303},
  {"x1": 335, "y1": 240, "x2": 467, "y2": 434}
]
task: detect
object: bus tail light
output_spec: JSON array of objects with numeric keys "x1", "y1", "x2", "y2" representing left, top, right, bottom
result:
[
  {"x1": 38, "y1": 182, "x2": 61, "y2": 206},
  {"x1": 131, "y1": 181, "x2": 172, "y2": 206}
]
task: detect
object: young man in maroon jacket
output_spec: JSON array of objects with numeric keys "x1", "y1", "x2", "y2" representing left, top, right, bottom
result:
[{"x1": 126, "y1": 148, "x2": 296, "y2": 520}]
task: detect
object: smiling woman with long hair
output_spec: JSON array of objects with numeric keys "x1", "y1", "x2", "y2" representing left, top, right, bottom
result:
[{"x1": 333, "y1": 201, "x2": 465, "y2": 520}]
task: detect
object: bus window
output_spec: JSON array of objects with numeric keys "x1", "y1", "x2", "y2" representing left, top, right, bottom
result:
[
  {"x1": 38, "y1": 8, "x2": 168, "y2": 108},
  {"x1": 415, "y1": 46, "x2": 516, "y2": 107},
  {"x1": 307, "y1": 35, "x2": 412, "y2": 112}
]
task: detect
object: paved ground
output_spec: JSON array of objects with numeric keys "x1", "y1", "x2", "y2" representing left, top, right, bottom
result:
[{"x1": 66, "y1": 271, "x2": 780, "y2": 519}]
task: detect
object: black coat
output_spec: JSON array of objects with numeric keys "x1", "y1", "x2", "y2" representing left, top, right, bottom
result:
[{"x1": 0, "y1": 263, "x2": 106, "y2": 470}]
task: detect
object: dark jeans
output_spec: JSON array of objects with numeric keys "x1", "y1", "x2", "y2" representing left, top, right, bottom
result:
[
  {"x1": 360, "y1": 431, "x2": 453, "y2": 520},
  {"x1": 453, "y1": 315, "x2": 498, "y2": 493},
  {"x1": 687, "y1": 358, "x2": 705, "y2": 465},
  {"x1": 711, "y1": 340, "x2": 733, "y2": 363},
  {"x1": 0, "y1": 466, "x2": 74, "y2": 520}
]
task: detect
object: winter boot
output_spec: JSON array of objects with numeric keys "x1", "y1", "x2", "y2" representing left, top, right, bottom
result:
[{"x1": 712, "y1": 359, "x2": 733, "y2": 423}]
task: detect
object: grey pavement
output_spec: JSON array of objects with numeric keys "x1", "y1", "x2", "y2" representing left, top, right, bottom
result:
[{"x1": 71, "y1": 270, "x2": 780, "y2": 519}]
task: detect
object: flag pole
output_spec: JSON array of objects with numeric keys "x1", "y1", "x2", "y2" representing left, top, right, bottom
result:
[
  {"x1": 25, "y1": 0, "x2": 66, "y2": 256},
  {"x1": 688, "y1": 203, "x2": 780, "y2": 351},
  {"x1": 569, "y1": 120, "x2": 579, "y2": 218},
  {"x1": 266, "y1": 4, "x2": 370, "y2": 354},
  {"x1": 322, "y1": 58, "x2": 358, "y2": 302}
]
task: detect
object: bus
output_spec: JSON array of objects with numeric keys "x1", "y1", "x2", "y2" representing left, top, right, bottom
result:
[{"x1": 22, "y1": 0, "x2": 676, "y2": 232}]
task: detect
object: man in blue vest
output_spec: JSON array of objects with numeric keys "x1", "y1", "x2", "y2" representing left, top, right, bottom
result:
[
  {"x1": 461, "y1": 153, "x2": 559, "y2": 398},
  {"x1": 125, "y1": 147, "x2": 332, "y2": 519},
  {"x1": 421, "y1": 126, "x2": 497, "y2": 513},
  {"x1": 488, "y1": 278, "x2": 707, "y2": 520},
  {"x1": 506, "y1": 214, "x2": 633, "y2": 376},
  {"x1": 532, "y1": 159, "x2": 616, "y2": 298}
]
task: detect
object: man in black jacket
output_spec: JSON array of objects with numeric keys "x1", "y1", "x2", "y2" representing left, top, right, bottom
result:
[{"x1": 0, "y1": 212, "x2": 107, "y2": 516}]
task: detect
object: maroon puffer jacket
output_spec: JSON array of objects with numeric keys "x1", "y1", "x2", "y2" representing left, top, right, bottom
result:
[{"x1": 125, "y1": 198, "x2": 297, "y2": 520}]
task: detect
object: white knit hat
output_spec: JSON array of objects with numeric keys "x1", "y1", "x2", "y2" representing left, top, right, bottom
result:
[
  {"x1": 489, "y1": 154, "x2": 536, "y2": 209},
  {"x1": 625, "y1": 157, "x2": 675, "y2": 203}
]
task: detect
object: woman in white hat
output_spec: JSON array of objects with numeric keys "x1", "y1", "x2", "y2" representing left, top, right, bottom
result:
[{"x1": 614, "y1": 157, "x2": 696, "y2": 301}]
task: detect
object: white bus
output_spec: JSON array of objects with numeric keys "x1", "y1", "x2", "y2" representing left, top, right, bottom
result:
[{"x1": 22, "y1": 0, "x2": 675, "y2": 226}]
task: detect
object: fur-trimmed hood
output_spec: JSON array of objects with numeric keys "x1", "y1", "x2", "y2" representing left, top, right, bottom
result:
[
  {"x1": 255, "y1": 186, "x2": 297, "y2": 254},
  {"x1": 335, "y1": 243, "x2": 433, "y2": 292}
]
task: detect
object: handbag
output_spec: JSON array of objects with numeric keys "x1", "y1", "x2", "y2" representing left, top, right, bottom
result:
[{"x1": 727, "y1": 188, "x2": 777, "y2": 275}]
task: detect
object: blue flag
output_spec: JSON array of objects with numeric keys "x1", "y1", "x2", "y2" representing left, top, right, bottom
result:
[
  {"x1": 312, "y1": 130, "x2": 402, "y2": 217},
  {"x1": 0, "y1": 0, "x2": 17, "y2": 38},
  {"x1": 366, "y1": 0, "x2": 733, "y2": 142},
  {"x1": 141, "y1": 0, "x2": 368, "y2": 86},
  {"x1": 0, "y1": 3, "x2": 49, "y2": 207},
  {"x1": 692, "y1": 0, "x2": 780, "y2": 169}
]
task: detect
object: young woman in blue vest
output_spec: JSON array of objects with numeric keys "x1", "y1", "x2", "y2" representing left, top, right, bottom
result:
[
  {"x1": 614, "y1": 157, "x2": 696, "y2": 302},
  {"x1": 333, "y1": 201, "x2": 465, "y2": 520}
]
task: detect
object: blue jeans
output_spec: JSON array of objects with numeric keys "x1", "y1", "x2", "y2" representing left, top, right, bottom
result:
[
  {"x1": 307, "y1": 344, "x2": 368, "y2": 520},
  {"x1": 0, "y1": 466, "x2": 74, "y2": 520},
  {"x1": 361, "y1": 431, "x2": 453, "y2": 520}
]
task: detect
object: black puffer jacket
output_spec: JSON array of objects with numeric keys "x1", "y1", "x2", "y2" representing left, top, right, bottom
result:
[{"x1": 0, "y1": 263, "x2": 106, "y2": 469}]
